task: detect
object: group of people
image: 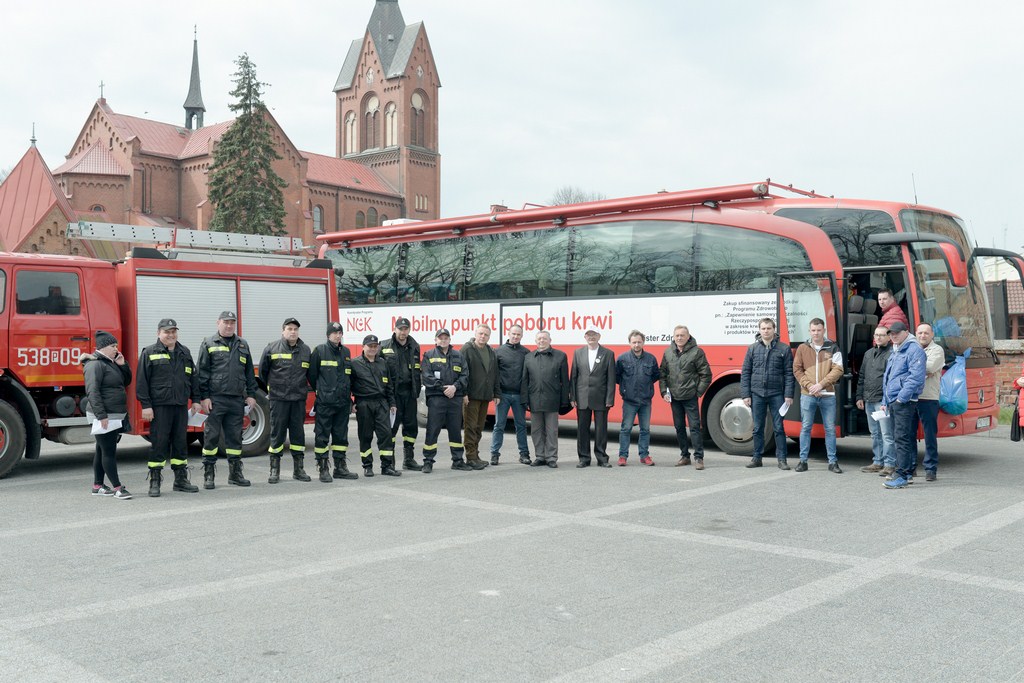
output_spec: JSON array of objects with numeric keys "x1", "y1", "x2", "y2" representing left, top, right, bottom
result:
[{"x1": 81, "y1": 291, "x2": 968, "y2": 499}]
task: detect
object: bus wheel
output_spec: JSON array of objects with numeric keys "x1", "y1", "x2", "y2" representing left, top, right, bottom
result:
[
  {"x1": 706, "y1": 384, "x2": 774, "y2": 456},
  {"x1": 0, "y1": 399, "x2": 27, "y2": 479},
  {"x1": 241, "y1": 391, "x2": 271, "y2": 457}
]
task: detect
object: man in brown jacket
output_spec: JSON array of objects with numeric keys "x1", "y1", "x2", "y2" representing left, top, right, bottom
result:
[
  {"x1": 793, "y1": 318, "x2": 844, "y2": 473},
  {"x1": 461, "y1": 324, "x2": 500, "y2": 469}
]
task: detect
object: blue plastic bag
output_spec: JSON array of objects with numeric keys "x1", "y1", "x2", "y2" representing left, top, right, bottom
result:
[{"x1": 939, "y1": 348, "x2": 970, "y2": 416}]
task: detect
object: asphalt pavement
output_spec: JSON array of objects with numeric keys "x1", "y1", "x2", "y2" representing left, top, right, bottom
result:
[{"x1": 2, "y1": 423, "x2": 1024, "y2": 682}]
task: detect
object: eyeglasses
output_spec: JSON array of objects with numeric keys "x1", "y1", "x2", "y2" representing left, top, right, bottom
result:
[{"x1": 873, "y1": 333, "x2": 888, "y2": 338}]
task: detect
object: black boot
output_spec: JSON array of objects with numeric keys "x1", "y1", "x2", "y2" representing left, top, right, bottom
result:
[
  {"x1": 317, "y1": 457, "x2": 333, "y2": 483},
  {"x1": 228, "y1": 460, "x2": 251, "y2": 486},
  {"x1": 292, "y1": 454, "x2": 312, "y2": 482},
  {"x1": 333, "y1": 455, "x2": 358, "y2": 480},
  {"x1": 268, "y1": 455, "x2": 281, "y2": 484},
  {"x1": 403, "y1": 444, "x2": 422, "y2": 471},
  {"x1": 381, "y1": 456, "x2": 402, "y2": 477},
  {"x1": 422, "y1": 459, "x2": 433, "y2": 474},
  {"x1": 148, "y1": 468, "x2": 162, "y2": 497},
  {"x1": 172, "y1": 467, "x2": 198, "y2": 493},
  {"x1": 362, "y1": 458, "x2": 375, "y2": 477},
  {"x1": 203, "y1": 462, "x2": 215, "y2": 490}
]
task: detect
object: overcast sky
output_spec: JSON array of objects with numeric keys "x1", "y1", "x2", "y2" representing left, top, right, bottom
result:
[{"x1": 2, "y1": 1, "x2": 1022, "y2": 251}]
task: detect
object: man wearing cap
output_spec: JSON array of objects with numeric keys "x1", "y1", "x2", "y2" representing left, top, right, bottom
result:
[
  {"x1": 309, "y1": 322, "x2": 358, "y2": 481},
  {"x1": 522, "y1": 330, "x2": 570, "y2": 468},
  {"x1": 461, "y1": 324, "x2": 499, "y2": 470},
  {"x1": 136, "y1": 318, "x2": 201, "y2": 497},
  {"x1": 570, "y1": 329, "x2": 616, "y2": 467},
  {"x1": 259, "y1": 318, "x2": 313, "y2": 483},
  {"x1": 421, "y1": 328, "x2": 470, "y2": 473},
  {"x1": 351, "y1": 334, "x2": 399, "y2": 476},
  {"x1": 197, "y1": 311, "x2": 257, "y2": 488},
  {"x1": 882, "y1": 320, "x2": 927, "y2": 489},
  {"x1": 380, "y1": 317, "x2": 423, "y2": 471}
]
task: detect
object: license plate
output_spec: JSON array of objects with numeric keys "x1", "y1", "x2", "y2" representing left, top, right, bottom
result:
[{"x1": 976, "y1": 416, "x2": 991, "y2": 429}]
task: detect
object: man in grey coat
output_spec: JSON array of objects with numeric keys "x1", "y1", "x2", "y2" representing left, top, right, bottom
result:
[
  {"x1": 570, "y1": 329, "x2": 616, "y2": 468},
  {"x1": 521, "y1": 330, "x2": 570, "y2": 468}
]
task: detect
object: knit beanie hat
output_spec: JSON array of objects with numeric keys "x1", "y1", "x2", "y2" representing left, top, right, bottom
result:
[{"x1": 95, "y1": 330, "x2": 118, "y2": 350}]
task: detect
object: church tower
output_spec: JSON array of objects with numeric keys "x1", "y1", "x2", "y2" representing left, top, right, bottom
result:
[
  {"x1": 333, "y1": 0, "x2": 441, "y2": 221},
  {"x1": 183, "y1": 31, "x2": 206, "y2": 130}
]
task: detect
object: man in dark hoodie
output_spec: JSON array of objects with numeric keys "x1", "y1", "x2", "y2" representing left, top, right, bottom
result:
[
  {"x1": 259, "y1": 317, "x2": 313, "y2": 484},
  {"x1": 739, "y1": 317, "x2": 794, "y2": 469},
  {"x1": 490, "y1": 324, "x2": 530, "y2": 465},
  {"x1": 461, "y1": 324, "x2": 499, "y2": 470},
  {"x1": 659, "y1": 325, "x2": 711, "y2": 469}
]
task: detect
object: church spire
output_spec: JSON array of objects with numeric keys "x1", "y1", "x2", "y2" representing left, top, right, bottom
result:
[{"x1": 183, "y1": 27, "x2": 206, "y2": 129}]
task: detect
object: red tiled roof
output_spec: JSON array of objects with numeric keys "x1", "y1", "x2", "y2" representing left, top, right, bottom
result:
[
  {"x1": 0, "y1": 146, "x2": 75, "y2": 251},
  {"x1": 53, "y1": 142, "x2": 129, "y2": 176},
  {"x1": 302, "y1": 151, "x2": 401, "y2": 197},
  {"x1": 1007, "y1": 280, "x2": 1024, "y2": 315},
  {"x1": 179, "y1": 119, "x2": 233, "y2": 159},
  {"x1": 106, "y1": 111, "x2": 192, "y2": 158}
]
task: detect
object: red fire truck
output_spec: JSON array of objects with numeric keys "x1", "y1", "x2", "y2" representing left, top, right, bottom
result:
[{"x1": 0, "y1": 222, "x2": 339, "y2": 478}]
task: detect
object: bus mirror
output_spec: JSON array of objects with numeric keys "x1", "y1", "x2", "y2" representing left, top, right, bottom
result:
[
  {"x1": 968, "y1": 247, "x2": 1024, "y2": 284},
  {"x1": 936, "y1": 243, "x2": 968, "y2": 287}
]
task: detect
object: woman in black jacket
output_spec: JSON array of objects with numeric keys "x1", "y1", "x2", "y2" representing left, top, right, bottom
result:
[{"x1": 83, "y1": 331, "x2": 133, "y2": 499}]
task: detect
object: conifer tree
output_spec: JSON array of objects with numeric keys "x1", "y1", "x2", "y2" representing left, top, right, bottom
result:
[{"x1": 207, "y1": 53, "x2": 287, "y2": 235}]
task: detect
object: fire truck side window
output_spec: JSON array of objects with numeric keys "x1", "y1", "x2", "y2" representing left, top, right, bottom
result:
[
  {"x1": 15, "y1": 271, "x2": 81, "y2": 315},
  {"x1": 0, "y1": 270, "x2": 6, "y2": 313}
]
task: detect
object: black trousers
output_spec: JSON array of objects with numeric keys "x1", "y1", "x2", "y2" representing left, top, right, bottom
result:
[
  {"x1": 356, "y1": 398, "x2": 394, "y2": 465},
  {"x1": 391, "y1": 388, "x2": 419, "y2": 453},
  {"x1": 93, "y1": 430, "x2": 122, "y2": 488},
  {"x1": 148, "y1": 404, "x2": 188, "y2": 469},
  {"x1": 314, "y1": 400, "x2": 350, "y2": 459},
  {"x1": 202, "y1": 395, "x2": 244, "y2": 464},
  {"x1": 576, "y1": 408, "x2": 609, "y2": 464},
  {"x1": 270, "y1": 398, "x2": 306, "y2": 456},
  {"x1": 424, "y1": 394, "x2": 464, "y2": 463},
  {"x1": 670, "y1": 397, "x2": 704, "y2": 458}
]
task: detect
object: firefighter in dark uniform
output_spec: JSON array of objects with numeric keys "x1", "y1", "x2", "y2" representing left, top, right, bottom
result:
[
  {"x1": 259, "y1": 317, "x2": 313, "y2": 484},
  {"x1": 136, "y1": 318, "x2": 200, "y2": 497},
  {"x1": 197, "y1": 310, "x2": 257, "y2": 489},
  {"x1": 421, "y1": 328, "x2": 469, "y2": 473},
  {"x1": 351, "y1": 334, "x2": 399, "y2": 477},
  {"x1": 308, "y1": 321, "x2": 358, "y2": 481},
  {"x1": 380, "y1": 317, "x2": 423, "y2": 471}
]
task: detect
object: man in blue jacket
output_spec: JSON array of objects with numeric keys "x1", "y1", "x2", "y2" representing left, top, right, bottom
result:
[
  {"x1": 881, "y1": 321, "x2": 927, "y2": 489},
  {"x1": 739, "y1": 318, "x2": 795, "y2": 469},
  {"x1": 616, "y1": 330, "x2": 660, "y2": 465}
]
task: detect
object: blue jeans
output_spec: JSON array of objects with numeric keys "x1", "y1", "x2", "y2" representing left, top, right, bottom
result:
[
  {"x1": 750, "y1": 393, "x2": 788, "y2": 461},
  {"x1": 618, "y1": 401, "x2": 652, "y2": 459},
  {"x1": 865, "y1": 401, "x2": 895, "y2": 467},
  {"x1": 890, "y1": 400, "x2": 918, "y2": 479},
  {"x1": 799, "y1": 394, "x2": 837, "y2": 464},
  {"x1": 917, "y1": 399, "x2": 939, "y2": 473},
  {"x1": 490, "y1": 392, "x2": 529, "y2": 457}
]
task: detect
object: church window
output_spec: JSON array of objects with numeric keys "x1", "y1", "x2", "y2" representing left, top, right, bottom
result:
[
  {"x1": 344, "y1": 112, "x2": 357, "y2": 155},
  {"x1": 363, "y1": 96, "x2": 380, "y2": 151},
  {"x1": 91, "y1": 204, "x2": 105, "y2": 212},
  {"x1": 385, "y1": 103, "x2": 398, "y2": 147},
  {"x1": 381, "y1": 214, "x2": 389, "y2": 224},
  {"x1": 411, "y1": 92, "x2": 427, "y2": 148},
  {"x1": 356, "y1": 211, "x2": 366, "y2": 229},
  {"x1": 313, "y1": 205, "x2": 324, "y2": 233},
  {"x1": 367, "y1": 207, "x2": 379, "y2": 227}
]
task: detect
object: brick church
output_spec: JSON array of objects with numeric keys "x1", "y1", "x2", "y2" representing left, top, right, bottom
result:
[{"x1": 0, "y1": 0, "x2": 440, "y2": 257}]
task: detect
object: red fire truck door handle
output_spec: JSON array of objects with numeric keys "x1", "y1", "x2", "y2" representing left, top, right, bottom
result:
[{"x1": 71, "y1": 336, "x2": 91, "y2": 342}]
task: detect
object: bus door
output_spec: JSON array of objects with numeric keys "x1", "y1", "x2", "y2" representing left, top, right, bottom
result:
[
  {"x1": 778, "y1": 272, "x2": 843, "y2": 435},
  {"x1": 842, "y1": 265, "x2": 910, "y2": 435},
  {"x1": 498, "y1": 303, "x2": 542, "y2": 344}
]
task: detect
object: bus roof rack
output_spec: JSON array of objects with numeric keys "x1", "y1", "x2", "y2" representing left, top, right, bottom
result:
[{"x1": 67, "y1": 221, "x2": 305, "y2": 253}]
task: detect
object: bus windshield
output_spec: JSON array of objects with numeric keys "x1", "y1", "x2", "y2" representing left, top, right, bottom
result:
[{"x1": 900, "y1": 209, "x2": 993, "y2": 360}]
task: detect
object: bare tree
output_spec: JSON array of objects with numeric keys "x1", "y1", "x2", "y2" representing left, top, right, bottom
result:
[{"x1": 548, "y1": 185, "x2": 605, "y2": 206}]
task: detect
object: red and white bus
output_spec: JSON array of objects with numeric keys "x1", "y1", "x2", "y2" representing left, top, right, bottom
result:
[{"x1": 317, "y1": 181, "x2": 1023, "y2": 455}]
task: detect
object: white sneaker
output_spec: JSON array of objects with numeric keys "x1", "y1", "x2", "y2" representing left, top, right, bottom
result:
[
  {"x1": 112, "y1": 487, "x2": 133, "y2": 500},
  {"x1": 91, "y1": 485, "x2": 115, "y2": 496}
]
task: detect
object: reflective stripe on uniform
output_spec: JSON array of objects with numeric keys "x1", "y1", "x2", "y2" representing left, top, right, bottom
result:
[
  {"x1": 268, "y1": 445, "x2": 285, "y2": 454},
  {"x1": 382, "y1": 348, "x2": 394, "y2": 354},
  {"x1": 345, "y1": 368, "x2": 352, "y2": 374},
  {"x1": 149, "y1": 354, "x2": 171, "y2": 361},
  {"x1": 382, "y1": 376, "x2": 388, "y2": 383},
  {"x1": 301, "y1": 362, "x2": 309, "y2": 369},
  {"x1": 185, "y1": 367, "x2": 193, "y2": 374},
  {"x1": 148, "y1": 460, "x2": 166, "y2": 468},
  {"x1": 320, "y1": 360, "x2": 339, "y2": 367},
  {"x1": 330, "y1": 445, "x2": 348, "y2": 452},
  {"x1": 449, "y1": 442, "x2": 464, "y2": 448},
  {"x1": 170, "y1": 458, "x2": 188, "y2": 466},
  {"x1": 225, "y1": 448, "x2": 242, "y2": 456},
  {"x1": 361, "y1": 449, "x2": 372, "y2": 457},
  {"x1": 429, "y1": 357, "x2": 447, "y2": 364},
  {"x1": 423, "y1": 443, "x2": 438, "y2": 451},
  {"x1": 453, "y1": 366, "x2": 462, "y2": 372},
  {"x1": 403, "y1": 436, "x2": 416, "y2": 444},
  {"x1": 379, "y1": 450, "x2": 393, "y2": 456},
  {"x1": 270, "y1": 353, "x2": 292, "y2": 360},
  {"x1": 239, "y1": 357, "x2": 247, "y2": 364},
  {"x1": 289, "y1": 444, "x2": 305, "y2": 452},
  {"x1": 208, "y1": 346, "x2": 230, "y2": 353},
  {"x1": 202, "y1": 447, "x2": 218, "y2": 456},
  {"x1": 314, "y1": 446, "x2": 329, "y2": 454}
]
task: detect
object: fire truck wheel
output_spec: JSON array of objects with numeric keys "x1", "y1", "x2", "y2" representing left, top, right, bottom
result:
[
  {"x1": 705, "y1": 383, "x2": 774, "y2": 456},
  {"x1": 241, "y1": 391, "x2": 271, "y2": 457},
  {"x1": 0, "y1": 399, "x2": 27, "y2": 479}
]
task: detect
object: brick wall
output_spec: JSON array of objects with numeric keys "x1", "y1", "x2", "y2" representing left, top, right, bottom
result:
[{"x1": 995, "y1": 340, "x2": 1024, "y2": 404}]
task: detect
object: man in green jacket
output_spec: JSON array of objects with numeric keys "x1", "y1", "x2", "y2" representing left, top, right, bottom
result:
[
  {"x1": 461, "y1": 324, "x2": 499, "y2": 470},
  {"x1": 659, "y1": 326, "x2": 711, "y2": 469}
]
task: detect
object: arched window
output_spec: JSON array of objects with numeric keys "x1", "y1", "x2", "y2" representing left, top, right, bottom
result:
[
  {"x1": 411, "y1": 92, "x2": 426, "y2": 148},
  {"x1": 313, "y1": 205, "x2": 323, "y2": 233},
  {"x1": 384, "y1": 103, "x2": 398, "y2": 147},
  {"x1": 367, "y1": 207, "x2": 379, "y2": 227},
  {"x1": 380, "y1": 214, "x2": 389, "y2": 224},
  {"x1": 363, "y1": 96, "x2": 380, "y2": 151},
  {"x1": 90, "y1": 204, "x2": 105, "y2": 212},
  {"x1": 344, "y1": 112, "x2": 357, "y2": 155},
  {"x1": 355, "y1": 211, "x2": 366, "y2": 229}
]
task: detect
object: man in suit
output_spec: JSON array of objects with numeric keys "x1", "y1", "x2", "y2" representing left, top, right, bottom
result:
[{"x1": 570, "y1": 329, "x2": 617, "y2": 468}]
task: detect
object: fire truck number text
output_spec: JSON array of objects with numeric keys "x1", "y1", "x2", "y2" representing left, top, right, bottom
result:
[{"x1": 17, "y1": 348, "x2": 82, "y2": 366}]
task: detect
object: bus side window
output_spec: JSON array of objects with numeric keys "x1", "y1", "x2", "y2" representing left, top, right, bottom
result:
[{"x1": 15, "y1": 270, "x2": 81, "y2": 315}]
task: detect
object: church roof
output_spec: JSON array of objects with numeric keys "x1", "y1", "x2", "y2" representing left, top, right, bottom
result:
[
  {"x1": 387, "y1": 22, "x2": 423, "y2": 78},
  {"x1": 333, "y1": 40, "x2": 363, "y2": 91},
  {"x1": 52, "y1": 142, "x2": 129, "y2": 176},
  {"x1": 179, "y1": 119, "x2": 233, "y2": 158},
  {"x1": 183, "y1": 38, "x2": 206, "y2": 111},
  {"x1": 334, "y1": 2, "x2": 432, "y2": 90},
  {"x1": 0, "y1": 146, "x2": 76, "y2": 251},
  {"x1": 302, "y1": 151, "x2": 401, "y2": 197},
  {"x1": 103, "y1": 104, "x2": 194, "y2": 158}
]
